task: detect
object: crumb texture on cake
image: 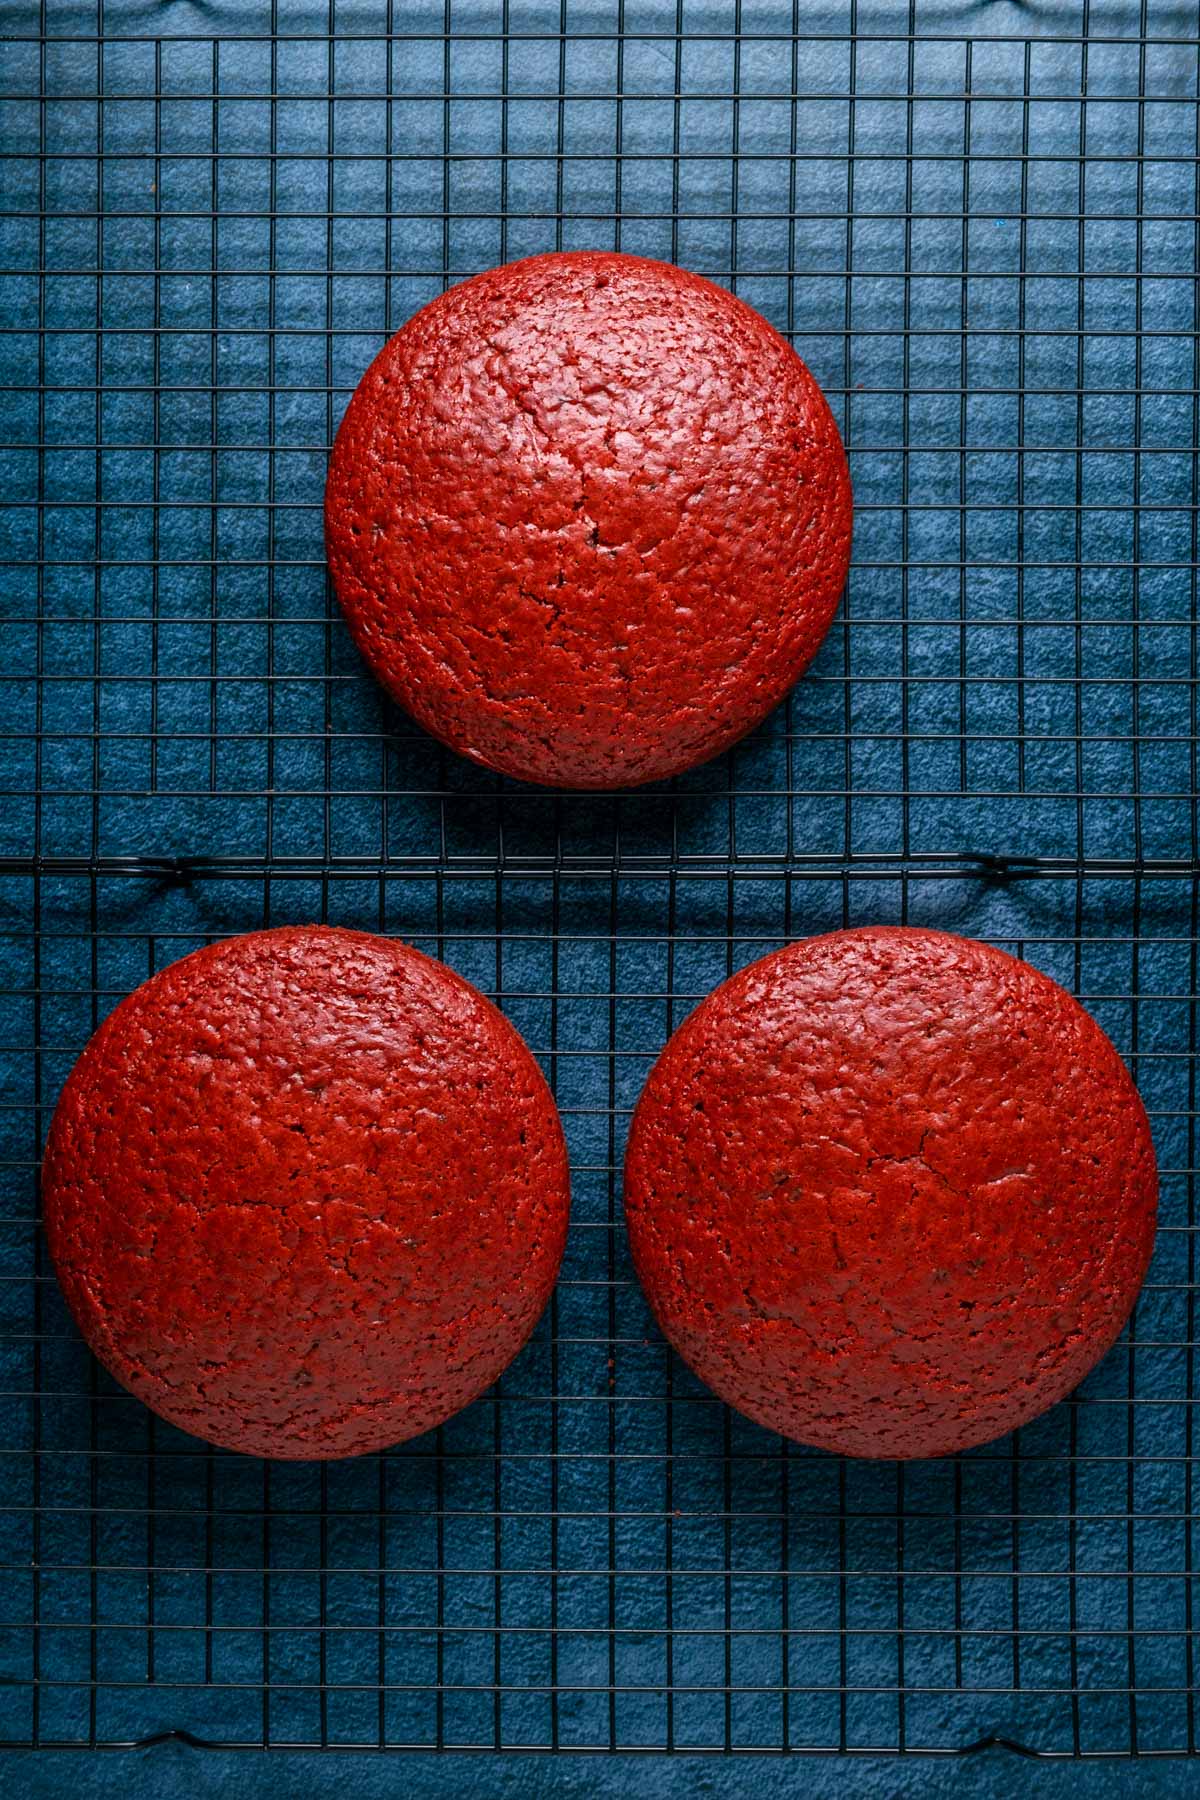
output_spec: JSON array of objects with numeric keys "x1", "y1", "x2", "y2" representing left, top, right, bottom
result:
[
  {"x1": 325, "y1": 250, "x2": 853, "y2": 788},
  {"x1": 43, "y1": 926, "x2": 571, "y2": 1459},
  {"x1": 624, "y1": 926, "x2": 1157, "y2": 1459}
]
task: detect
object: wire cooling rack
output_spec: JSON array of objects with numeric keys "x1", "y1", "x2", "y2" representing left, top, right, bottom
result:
[{"x1": 1, "y1": 0, "x2": 1199, "y2": 1761}]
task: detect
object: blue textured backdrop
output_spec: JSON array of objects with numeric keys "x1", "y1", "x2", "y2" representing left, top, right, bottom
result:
[{"x1": 0, "y1": 0, "x2": 1198, "y2": 1771}]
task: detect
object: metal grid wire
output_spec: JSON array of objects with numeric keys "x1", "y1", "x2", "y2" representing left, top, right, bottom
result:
[{"x1": 0, "y1": 0, "x2": 1198, "y2": 1759}]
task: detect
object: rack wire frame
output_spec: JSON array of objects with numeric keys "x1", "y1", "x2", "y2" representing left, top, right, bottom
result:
[{"x1": 1, "y1": 0, "x2": 1199, "y2": 1760}]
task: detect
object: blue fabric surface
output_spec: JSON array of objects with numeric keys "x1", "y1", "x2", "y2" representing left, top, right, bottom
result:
[{"x1": 1, "y1": 0, "x2": 1197, "y2": 1769}]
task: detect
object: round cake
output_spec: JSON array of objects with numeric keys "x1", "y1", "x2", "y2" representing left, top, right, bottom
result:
[
  {"x1": 624, "y1": 927, "x2": 1157, "y2": 1459},
  {"x1": 325, "y1": 251, "x2": 852, "y2": 788},
  {"x1": 42, "y1": 926, "x2": 570, "y2": 1460}
]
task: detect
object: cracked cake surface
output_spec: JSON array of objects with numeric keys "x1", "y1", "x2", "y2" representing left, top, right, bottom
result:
[
  {"x1": 623, "y1": 926, "x2": 1157, "y2": 1459},
  {"x1": 324, "y1": 250, "x2": 852, "y2": 789},
  {"x1": 42, "y1": 925, "x2": 571, "y2": 1460}
]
